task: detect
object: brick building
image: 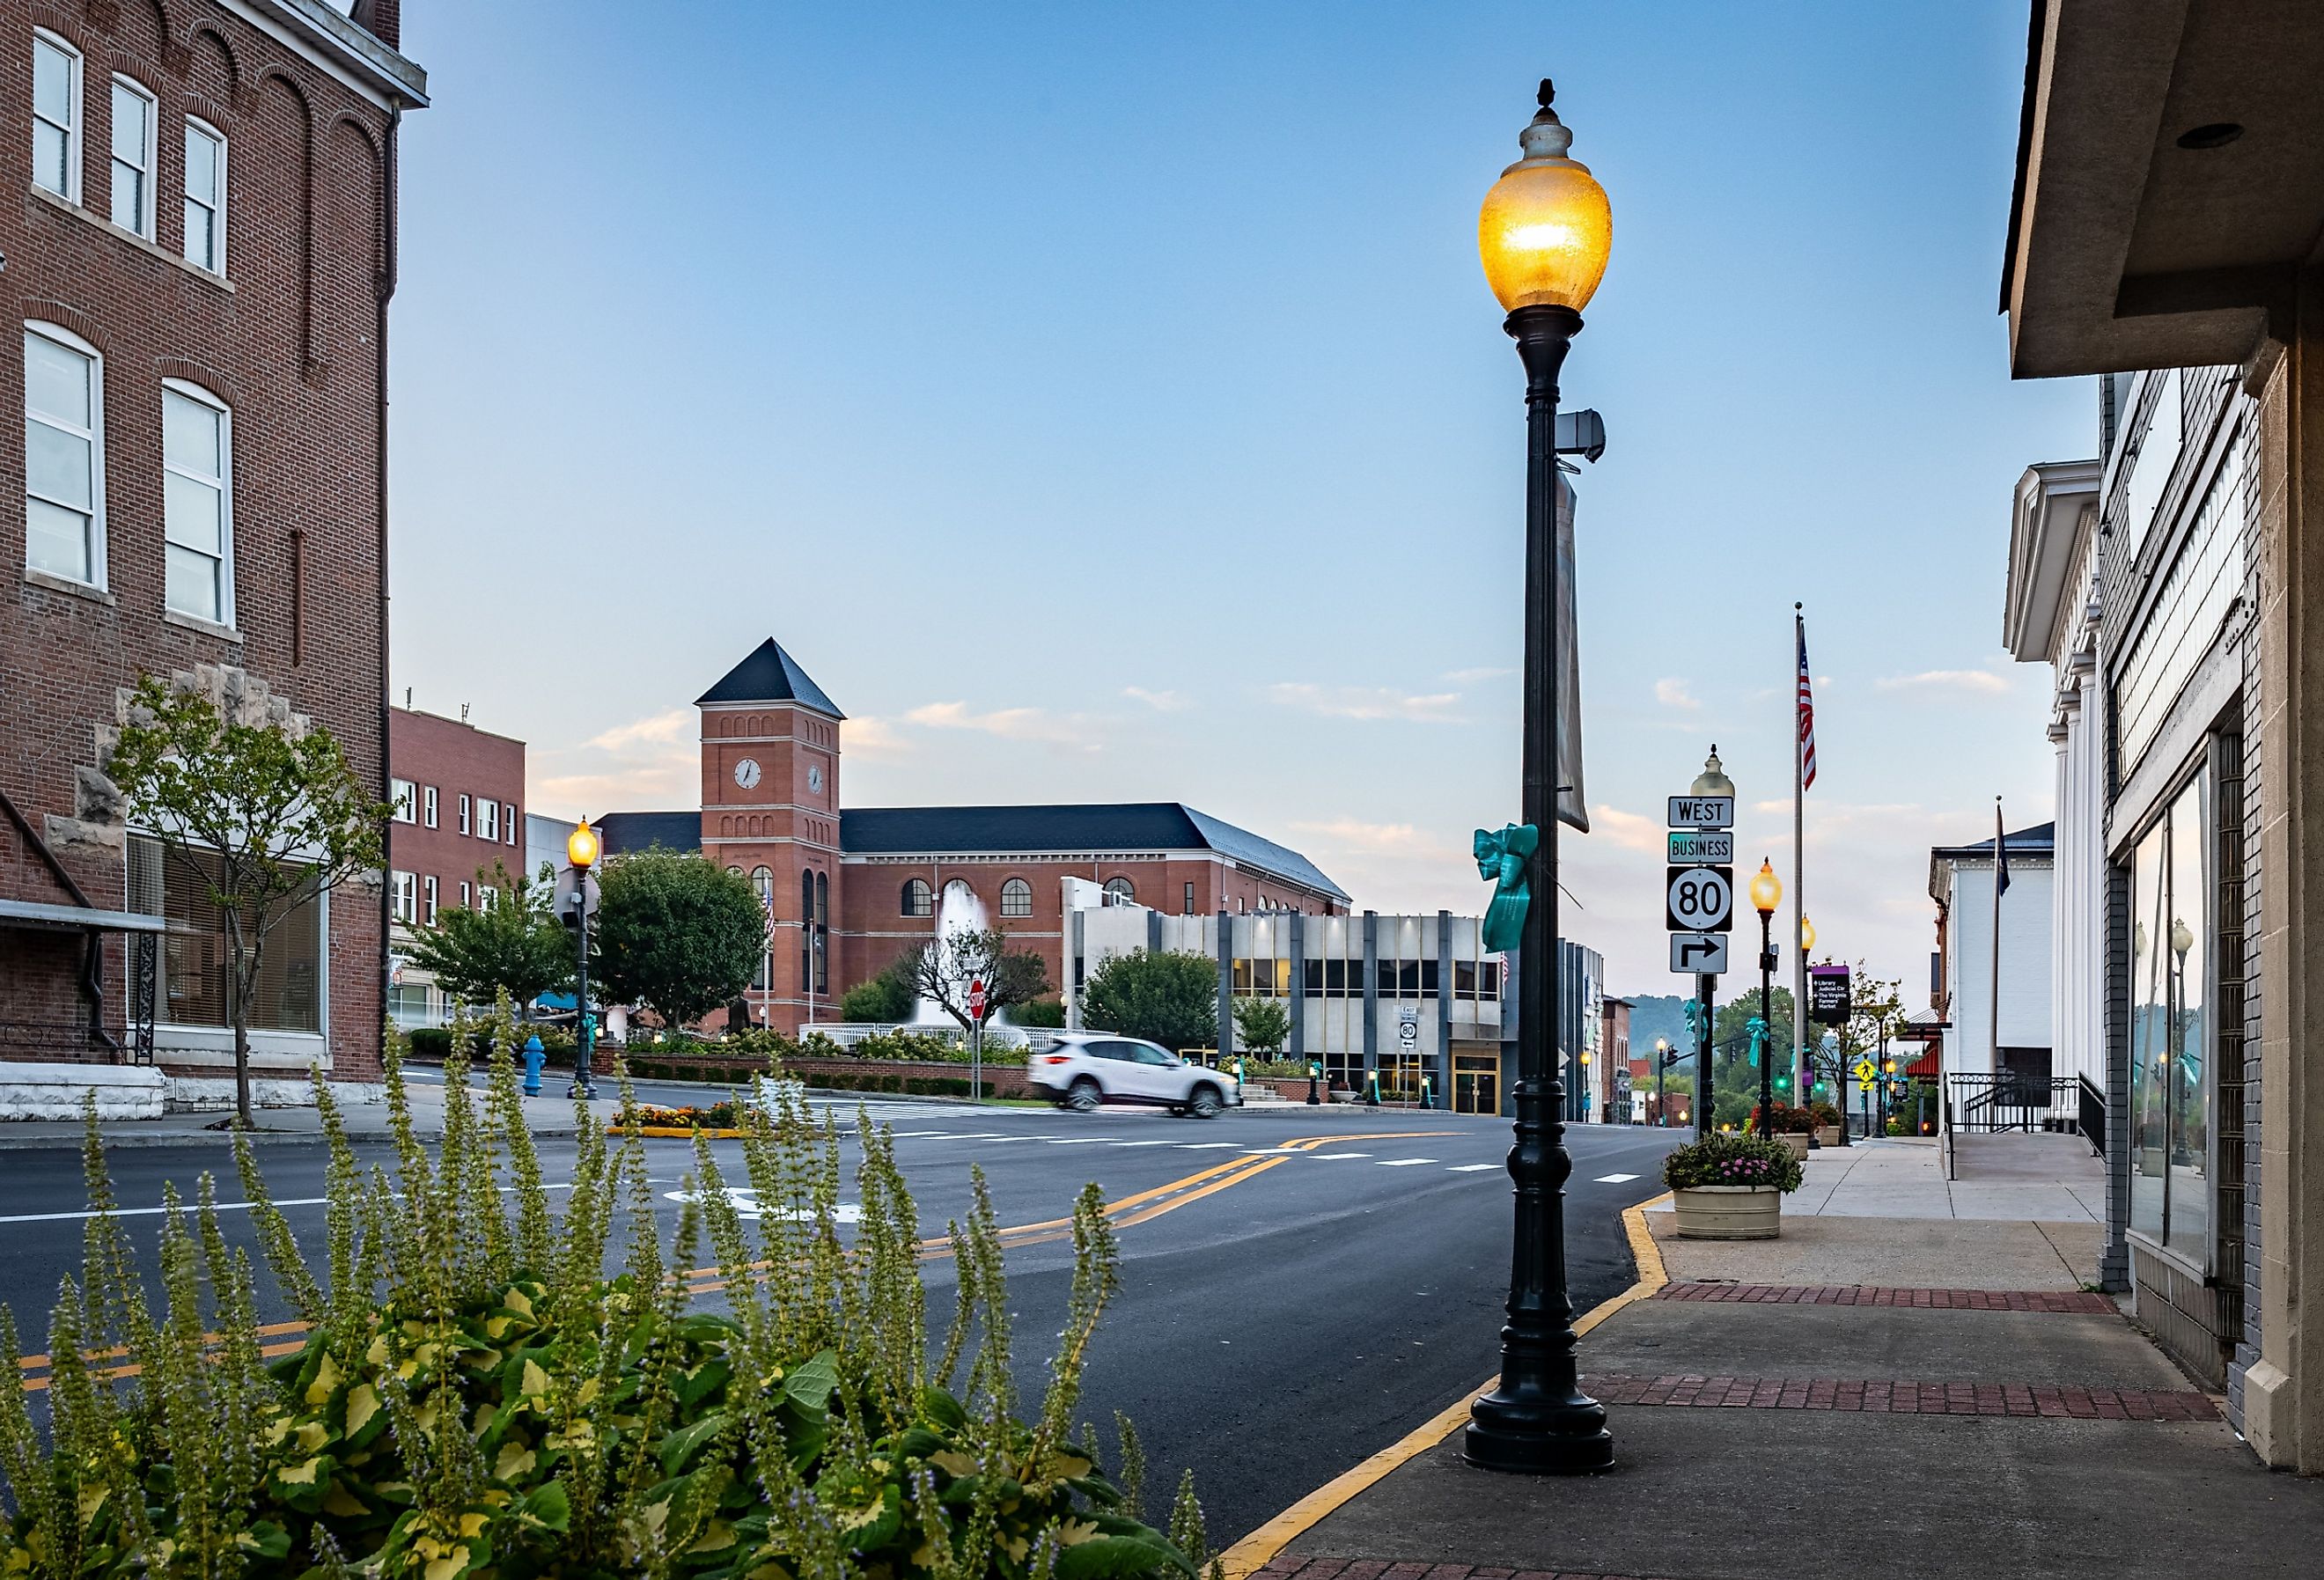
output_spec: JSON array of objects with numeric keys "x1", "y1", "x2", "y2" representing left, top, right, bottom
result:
[
  {"x1": 0, "y1": 1, "x2": 423, "y2": 1077},
  {"x1": 594, "y1": 638, "x2": 1349, "y2": 1034},
  {"x1": 386, "y1": 704, "x2": 523, "y2": 1027}
]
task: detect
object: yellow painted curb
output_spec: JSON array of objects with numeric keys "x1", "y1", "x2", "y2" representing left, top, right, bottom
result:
[{"x1": 1217, "y1": 1190, "x2": 1673, "y2": 1580}]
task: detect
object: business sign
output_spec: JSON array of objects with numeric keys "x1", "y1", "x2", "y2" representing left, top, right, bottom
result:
[
  {"x1": 1666, "y1": 866, "x2": 1734, "y2": 933},
  {"x1": 1808, "y1": 965, "x2": 1851, "y2": 1025},
  {"x1": 1666, "y1": 829, "x2": 1735, "y2": 865},
  {"x1": 1666, "y1": 795, "x2": 1735, "y2": 830}
]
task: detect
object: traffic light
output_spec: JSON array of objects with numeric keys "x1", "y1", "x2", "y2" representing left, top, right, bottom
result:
[{"x1": 1776, "y1": 1072, "x2": 1791, "y2": 1094}]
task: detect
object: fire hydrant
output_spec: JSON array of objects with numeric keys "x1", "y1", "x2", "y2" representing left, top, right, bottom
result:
[{"x1": 522, "y1": 1033, "x2": 545, "y2": 1097}]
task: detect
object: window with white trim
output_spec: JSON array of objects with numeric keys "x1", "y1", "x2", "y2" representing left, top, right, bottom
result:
[
  {"x1": 24, "y1": 324, "x2": 104, "y2": 588},
  {"x1": 503, "y1": 803, "x2": 517, "y2": 845},
  {"x1": 182, "y1": 118, "x2": 224, "y2": 272},
  {"x1": 161, "y1": 382, "x2": 232, "y2": 624},
  {"x1": 475, "y1": 797, "x2": 499, "y2": 842},
  {"x1": 458, "y1": 795, "x2": 471, "y2": 834},
  {"x1": 459, "y1": 881, "x2": 471, "y2": 908},
  {"x1": 32, "y1": 33, "x2": 79, "y2": 202},
  {"x1": 108, "y1": 76, "x2": 156, "y2": 239},
  {"x1": 390, "y1": 778, "x2": 416, "y2": 823},
  {"x1": 476, "y1": 885, "x2": 498, "y2": 914},
  {"x1": 390, "y1": 870, "x2": 417, "y2": 924},
  {"x1": 422, "y1": 874, "x2": 438, "y2": 923},
  {"x1": 423, "y1": 786, "x2": 438, "y2": 828}
]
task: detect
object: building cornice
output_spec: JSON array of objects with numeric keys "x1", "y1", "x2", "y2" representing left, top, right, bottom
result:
[
  {"x1": 2004, "y1": 459, "x2": 2101, "y2": 663},
  {"x1": 226, "y1": 0, "x2": 428, "y2": 106}
]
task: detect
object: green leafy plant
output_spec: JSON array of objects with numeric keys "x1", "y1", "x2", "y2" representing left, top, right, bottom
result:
[
  {"x1": 594, "y1": 850, "x2": 768, "y2": 1032},
  {"x1": 1661, "y1": 1130, "x2": 1805, "y2": 1193},
  {"x1": 402, "y1": 861, "x2": 576, "y2": 1023},
  {"x1": 1080, "y1": 952, "x2": 1218, "y2": 1054},
  {"x1": 840, "y1": 956, "x2": 921, "y2": 1023},
  {"x1": 1228, "y1": 999, "x2": 1289, "y2": 1055},
  {"x1": 907, "y1": 930, "x2": 1051, "y2": 1037},
  {"x1": 0, "y1": 1006, "x2": 1204, "y2": 1580}
]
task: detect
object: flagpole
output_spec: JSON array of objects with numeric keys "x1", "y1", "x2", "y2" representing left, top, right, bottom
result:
[
  {"x1": 1792, "y1": 604, "x2": 1806, "y2": 1107},
  {"x1": 1990, "y1": 796, "x2": 2004, "y2": 1082}
]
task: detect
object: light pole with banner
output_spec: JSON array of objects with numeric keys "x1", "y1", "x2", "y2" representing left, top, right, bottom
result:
[{"x1": 565, "y1": 819, "x2": 601, "y2": 1100}]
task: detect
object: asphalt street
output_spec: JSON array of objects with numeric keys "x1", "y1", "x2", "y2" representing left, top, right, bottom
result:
[{"x1": 0, "y1": 1091, "x2": 1682, "y2": 1547}]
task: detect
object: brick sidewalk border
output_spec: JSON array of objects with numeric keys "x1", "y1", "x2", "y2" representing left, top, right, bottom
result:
[
  {"x1": 1261, "y1": 1560, "x2": 1674, "y2": 1580},
  {"x1": 1583, "y1": 1371, "x2": 2217, "y2": 1420},
  {"x1": 1651, "y1": 1282, "x2": 2114, "y2": 1312}
]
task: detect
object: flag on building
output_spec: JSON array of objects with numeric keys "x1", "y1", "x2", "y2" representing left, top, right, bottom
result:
[
  {"x1": 1797, "y1": 621, "x2": 1817, "y2": 790},
  {"x1": 1996, "y1": 800, "x2": 2011, "y2": 897}
]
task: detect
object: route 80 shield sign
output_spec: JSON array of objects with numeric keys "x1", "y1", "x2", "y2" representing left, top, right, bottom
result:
[{"x1": 1665, "y1": 865, "x2": 1734, "y2": 933}]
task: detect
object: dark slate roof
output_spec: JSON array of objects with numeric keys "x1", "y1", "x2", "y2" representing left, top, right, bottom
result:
[
  {"x1": 593, "y1": 811, "x2": 702, "y2": 856},
  {"x1": 839, "y1": 802, "x2": 1350, "y2": 900},
  {"x1": 1931, "y1": 820, "x2": 2056, "y2": 860},
  {"x1": 695, "y1": 639, "x2": 844, "y2": 717}
]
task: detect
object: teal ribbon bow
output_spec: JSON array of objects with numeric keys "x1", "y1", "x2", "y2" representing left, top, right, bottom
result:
[
  {"x1": 1474, "y1": 823, "x2": 1539, "y2": 955},
  {"x1": 1747, "y1": 1013, "x2": 1768, "y2": 1069}
]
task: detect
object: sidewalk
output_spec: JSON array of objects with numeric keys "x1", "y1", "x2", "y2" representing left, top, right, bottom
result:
[{"x1": 1232, "y1": 1137, "x2": 2324, "y2": 1580}]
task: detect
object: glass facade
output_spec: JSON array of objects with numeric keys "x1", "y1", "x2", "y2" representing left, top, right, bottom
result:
[{"x1": 2128, "y1": 775, "x2": 2210, "y2": 1263}]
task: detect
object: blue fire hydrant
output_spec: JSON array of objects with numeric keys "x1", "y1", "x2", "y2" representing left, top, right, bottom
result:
[{"x1": 522, "y1": 1033, "x2": 545, "y2": 1097}]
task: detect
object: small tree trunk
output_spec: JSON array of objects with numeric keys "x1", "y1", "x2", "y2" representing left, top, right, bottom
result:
[{"x1": 225, "y1": 910, "x2": 256, "y2": 1128}]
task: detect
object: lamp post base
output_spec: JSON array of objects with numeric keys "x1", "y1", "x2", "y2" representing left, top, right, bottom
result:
[{"x1": 1464, "y1": 1386, "x2": 1614, "y2": 1474}]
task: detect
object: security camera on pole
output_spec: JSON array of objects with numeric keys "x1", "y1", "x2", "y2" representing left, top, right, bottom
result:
[{"x1": 1668, "y1": 748, "x2": 1735, "y2": 1141}]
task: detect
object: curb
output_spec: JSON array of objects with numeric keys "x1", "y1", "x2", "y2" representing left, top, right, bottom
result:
[{"x1": 1217, "y1": 1192, "x2": 1670, "y2": 1580}]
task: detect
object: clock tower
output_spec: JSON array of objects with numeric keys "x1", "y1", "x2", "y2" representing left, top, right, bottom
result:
[{"x1": 697, "y1": 639, "x2": 844, "y2": 1033}]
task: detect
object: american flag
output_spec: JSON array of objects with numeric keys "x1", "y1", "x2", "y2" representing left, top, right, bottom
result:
[{"x1": 1797, "y1": 620, "x2": 1817, "y2": 790}]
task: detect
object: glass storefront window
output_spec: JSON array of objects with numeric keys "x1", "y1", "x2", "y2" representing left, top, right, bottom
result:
[
  {"x1": 2126, "y1": 775, "x2": 2211, "y2": 1263},
  {"x1": 129, "y1": 834, "x2": 323, "y2": 1034}
]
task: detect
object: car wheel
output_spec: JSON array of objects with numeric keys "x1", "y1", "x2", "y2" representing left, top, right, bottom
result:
[
  {"x1": 1066, "y1": 1077, "x2": 1102, "y2": 1113},
  {"x1": 1188, "y1": 1084, "x2": 1224, "y2": 1120}
]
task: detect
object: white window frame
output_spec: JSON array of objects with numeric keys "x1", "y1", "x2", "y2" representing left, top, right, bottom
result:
[
  {"x1": 459, "y1": 880, "x2": 472, "y2": 908},
  {"x1": 32, "y1": 32, "x2": 81, "y2": 203},
  {"x1": 181, "y1": 116, "x2": 225, "y2": 274},
  {"x1": 422, "y1": 874, "x2": 438, "y2": 923},
  {"x1": 159, "y1": 378, "x2": 232, "y2": 627},
  {"x1": 504, "y1": 802, "x2": 517, "y2": 845},
  {"x1": 458, "y1": 794, "x2": 471, "y2": 835},
  {"x1": 476, "y1": 885, "x2": 498, "y2": 914},
  {"x1": 23, "y1": 321, "x2": 106, "y2": 591},
  {"x1": 423, "y1": 786, "x2": 438, "y2": 828},
  {"x1": 390, "y1": 870, "x2": 417, "y2": 925},
  {"x1": 475, "y1": 796, "x2": 498, "y2": 843},
  {"x1": 389, "y1": 777, "x2": 416, "y2": 823},
  {"x1": 107, "y1": 75, "x2": 157, "y2": 239}
]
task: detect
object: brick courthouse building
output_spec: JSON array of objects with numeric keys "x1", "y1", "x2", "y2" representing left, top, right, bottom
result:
[
  {"x1": 595, "y1": 639, "x2": 1350, "y2": 1036},
  {"x1": 0, "y1": 1, "x2": 423, "y2": 1078}
]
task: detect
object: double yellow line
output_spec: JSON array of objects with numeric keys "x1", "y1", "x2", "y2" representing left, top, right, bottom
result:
[{"x1": 18, "y1": 1131, "x2": 1452, "y2": 1392}]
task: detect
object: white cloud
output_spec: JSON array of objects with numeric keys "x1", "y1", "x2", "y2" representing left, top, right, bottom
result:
[
  {"x1": 1123, "y1": 686, "x2": 1189, "y2": 712},
  {"x1": 1291, "y1": 818, "x2": 1465, "y2": 862},
  {"x1": 1588, "y1": 805, "x2": 1664, "y2": 853},
  {"x1": 905, "y1": 701, "x2": 1088, "y2": 746},
  {"x1": 585, "y1": 708, "x2": 691, "y2": 752},
  {"x1": 1442, "y1": 666, "x2": 1514, "y2": 684},
  {"x1": 1267, "y1": 683, "x2": 1464, "y2": 723},
  {"x1": 1874, "y1": 668, "x2": 2009, "y2": 696},
  {"x1": 1653, "y1": 677, "x2": 1701, "y2": 710},
  {"x1": 842, "y1": 716, "x2": 912, "y2": 759}
]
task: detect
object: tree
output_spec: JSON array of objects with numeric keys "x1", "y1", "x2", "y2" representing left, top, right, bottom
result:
[
  {"x1": 840, "y1": 952, "x2": 919, "y2": 1022},
  {"x1": 1230, "y1": 996, "x2": 1290, "y2": 1055},
  {"x1": 401, "y1": 861, "x2": 573, "y2": 1021},
  {"x1": 593, "y1": 850, "x2": 765, "y2": 1033},
  {"x1": 907, "y1": 926, "x2": 1050, "y2": 1034},
  {"x1": 1709, "y1": 985, "x2": 1795, "y2": 1132},
  {"x1": 107, "y1": 672, "x2": 390, "y2": 1127},
  {"x1": 1081, "y1": 950, "x2": 1219, "y2": 1054}
]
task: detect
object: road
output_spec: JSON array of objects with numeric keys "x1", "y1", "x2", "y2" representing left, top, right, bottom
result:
[{"x1": 0, "y1": 1090, "x2": 1681, "y2": 1547}]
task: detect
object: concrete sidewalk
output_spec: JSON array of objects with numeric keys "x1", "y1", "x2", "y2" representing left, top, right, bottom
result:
[{"x1": 1236, "y1": 1136, "x2": 2324, "y2": 1579}]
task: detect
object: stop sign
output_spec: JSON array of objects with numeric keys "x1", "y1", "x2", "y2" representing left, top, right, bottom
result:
[{"x1": 967, "y1": 979, "x2": 988, "y2": 1023}]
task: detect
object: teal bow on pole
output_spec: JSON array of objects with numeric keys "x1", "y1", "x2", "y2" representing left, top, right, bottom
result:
[
  {"x1": 1747, "y1": 1013, "x2": 1767, "y2": 1069},
  {"x1": 1474, "y1": 824, "x2": 1539, "y2": 954},
  {"x1": 1682, "y1": 997, "x2": 1707, "y2": 1047}
]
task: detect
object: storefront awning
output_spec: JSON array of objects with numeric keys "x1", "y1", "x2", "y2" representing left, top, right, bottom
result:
[{"x1": 0, "y1": 897, "x2": 164, "y2": 934}]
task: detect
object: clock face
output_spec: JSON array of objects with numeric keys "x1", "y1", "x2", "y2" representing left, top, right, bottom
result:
[
  {"x1": 807, "y1": 763, "x2": 825, "y2": 795},
  {"x1": 733, "y1": 758, "x2": 761, "y2": 790}
]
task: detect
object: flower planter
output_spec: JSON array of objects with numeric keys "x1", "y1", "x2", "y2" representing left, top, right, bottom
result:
[
  {"x1": 1672, "y1": 1184, "x2": 1783, "y2": 1239},
  {"x1": 1775, "y1": 1133, "x2": 1812, "y2": 1161},
  {"x1": 1814, "y1": 1125, "x2": 1842, "y2": 1147}
]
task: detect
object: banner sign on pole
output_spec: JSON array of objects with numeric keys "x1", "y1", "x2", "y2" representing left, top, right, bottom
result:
[{"x1": 1808, "y1": 964, "x2": 1850, "y2": 1025}]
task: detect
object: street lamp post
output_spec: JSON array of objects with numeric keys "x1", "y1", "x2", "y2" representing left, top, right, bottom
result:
[
  {"x1": 567, "y1": 819, "x2": 600, "y2": 1100},
  {"x1": 1464, "y1": 77, "x2": 1615, "y2": 1478},
  {"x1": 1751, "y1": 859, "x2": 1781, "y2": 1136}
]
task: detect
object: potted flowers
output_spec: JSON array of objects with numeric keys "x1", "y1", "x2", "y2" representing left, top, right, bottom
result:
[
  {"x1": 1747, "y1": 1102, "x2": 1820, "y2": 1159},
  {"x1": 1662, "y1": 1130, "x2": 1806, "y2": 1238}
]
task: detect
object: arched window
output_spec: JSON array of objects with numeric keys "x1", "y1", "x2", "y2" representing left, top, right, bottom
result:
[
  {"x1": 800, "y1": 869, "x2": 814, "y2": 928},
  {"x1": 902, "y1": 878, "x2": 933, "y2": 918},
  {"x1": 1104, "y1": 877, "x2": 1136, "y2": 904},
  {"x1": 815, "y1": 871, "x2": 829, "y2": 926},
  {"x1": 1001, "y1": 878, "x2": 1033, "y2": 918},
  {"x1": 751, "y1": 865, "x2": 774, "y2": 911}
]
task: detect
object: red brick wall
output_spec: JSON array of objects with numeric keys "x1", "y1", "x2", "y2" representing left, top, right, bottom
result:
[
  {"x1": 0, "y1": 1, "x2": 417, "y2": 1077},
  {"x1": 698, "y1": 702, "x2": 842, "y2": 1030}
]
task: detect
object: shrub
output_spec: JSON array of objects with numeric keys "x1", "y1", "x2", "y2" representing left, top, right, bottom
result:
[
  {"x1": 0, "y1": 1007, "x2": 1202, "y2": 1580},
  {"x1": 1011, "y1": 998, "x2": 1067, "y2": 1029},
  {"x1": 1746, "y1": 1101, "x2": 1820, "y2": 1135},
  {"x1": 1661, "y1": 1130, "x2": 1806, "y2": 1193}
]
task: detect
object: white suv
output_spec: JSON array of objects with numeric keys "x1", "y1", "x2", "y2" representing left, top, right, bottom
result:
[{"x1": 1027, "y1": 1034, "x2": 1242, "y2": 1118}]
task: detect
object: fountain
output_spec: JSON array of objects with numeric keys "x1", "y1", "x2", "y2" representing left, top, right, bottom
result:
[{"x1": 908, "y1": 880, "x2": 1029, "y2": 1047}]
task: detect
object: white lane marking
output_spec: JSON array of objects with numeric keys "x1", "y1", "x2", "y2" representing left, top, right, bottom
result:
[
  {"x1": 1446, "y1": 1164, "x2": 1500, "y2": 1173},
  {"x1": 1594, "y1": 1172, "x2": 1642, "y2": 1183},
  {"x1": 1175, "y1": 1143, "x2": 1242, "y2": 1150},
  {"x1": 1238, "y1": 1148, "x2": 1309, "y2": 1156},
  {"x1": 665, "y1": 1187, "x2": 859, "y2": 1224},
  {"x1": 0, "y1": 1182, "x2": 574, "y2": 1224},
  {"x1": 1042, "y1": 1137, "x2": 1114, "y2": 1145},
  {"x1": 1306, "y1": 1152, "x2": 1372, "y2": 1160},
  {"x1": 1110, "y1": 1139, "x2": 1181, "y2": 1147},
  {"x1": 1376, "y1": 1158, "x2": 1438, "y2": 1167},
  {"x1": 891, "y1": 1130, "x2": 956, "y2": 1138}
]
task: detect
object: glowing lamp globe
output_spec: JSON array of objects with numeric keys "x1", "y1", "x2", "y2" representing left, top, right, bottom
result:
[
  {"x1": 1479, "y1": 80, "x2": 1614, "y2": 313},
  {"x1": 568, "y1": 819, "x2": 600, "y2": 871},
  {"x1": 1750, "y1": 859, "x2": 1782, "y2": 917},
  {"x1": 1800, "y1": 915, "x2": 1816, "y2": 952}
]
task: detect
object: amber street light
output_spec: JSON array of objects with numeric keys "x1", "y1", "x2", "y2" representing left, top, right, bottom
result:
[
  {"x1": 1464, "y1": 77, "x2": 1617, "y2": 1480},
  {"x1": 567, "y1": 819, "x2": 600, "y2": 1100},
  {"x1": 1799, "y1": 915, "x2": 1816, "y2": 954},
  {"x1": 1751, "y1": 860, "x2": 1782, "y2": 1136}
]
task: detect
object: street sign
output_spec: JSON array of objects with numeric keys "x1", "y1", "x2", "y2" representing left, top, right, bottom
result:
[
  {"x1": 1669, "y1": 932, "x2": 1728, "y2": 974},
  {"x1": 1666, "y1": 795, "x2": 1735, "y2": 829},
  {"x1": 1853, "y1": 1058, "x2": 1877, "y2": 1084},
  {"x1": 1397, "y1": 1006, "x2": 1419, "y2": 1048},
  {"x1": 1810, "y1": 965, "x2": 1852, "y2": 1025},
  {"x1": 967, "y1": 978, "x2": 988, "y2": 1024},
  {"x1": 1666, "y1": 829, "x2": 1735, "y2": 865},
  {"x1": 1665, "y1": 865, "x2": 1734, "y2": 932}
]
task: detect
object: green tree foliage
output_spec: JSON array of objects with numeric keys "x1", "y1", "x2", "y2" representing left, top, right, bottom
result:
[
  {"x1": 593, "y1": 850, "x2": 765, "y2": 1032},
  {"x1": 401, "y1": 861, "x2": 574, "y2": 1020},
  {"x1": 1081, "y1": 951, "x2": 1219, "y2": 1054},
  {"x1": 840, "y1": 952, "x2": 921, "y2": 1022},
  {"x1": 1710, "y1": 985, "x2": 1795, "y2": 1132},
  {"x1": 105, "y1": 674, "x2": 389, "y2": 1127},
  {"x1": 1011, "y1": 997, "x2": 1068, "y2": 1029},
  {"x1": 1229, "y1": 996, "x2": 1290, "y2": 1054},
  {"x1": 907, "y1": 927, "x2": 1051, "y2": 1035}
]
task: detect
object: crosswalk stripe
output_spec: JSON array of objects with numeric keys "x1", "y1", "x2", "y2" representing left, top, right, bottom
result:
[
  {"x1": 1446, "y1": 1164, "x2": 1500, "y2": 1173},
  {"x1": 1376, "y1": 1158, "x2": 1438, "y2": 1167},
  {"x1": 1306, "y1": 1152, "x2": 1372, "y2": 1160},
  {"x1": 1594, "y1": 1172, "x2": 1641, "y2": 1183}
]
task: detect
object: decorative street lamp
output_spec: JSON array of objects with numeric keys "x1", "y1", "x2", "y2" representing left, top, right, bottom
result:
[
  {"x1": 1799, "y1": 915, "x2": 1816, "y2": 955},
  {"x1": 567, "y1": 818, "x2": 601, "y2": 1101},
  {"x1": 1464, "y1": 77, "x2": 1616, "y2": 1478},
  {"x1": 1750, "y1": 858, "x2": 1782, "y2": 1135}
]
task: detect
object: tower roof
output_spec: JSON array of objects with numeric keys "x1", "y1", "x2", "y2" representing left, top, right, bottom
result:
[{"x1": 695, "y1": 639, "x2": 843, "y2": 717}]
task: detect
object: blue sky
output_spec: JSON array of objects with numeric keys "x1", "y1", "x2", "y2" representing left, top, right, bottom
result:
[{"x1": 385, "y1": 1, "x2": 2088, "y2": 1004}]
